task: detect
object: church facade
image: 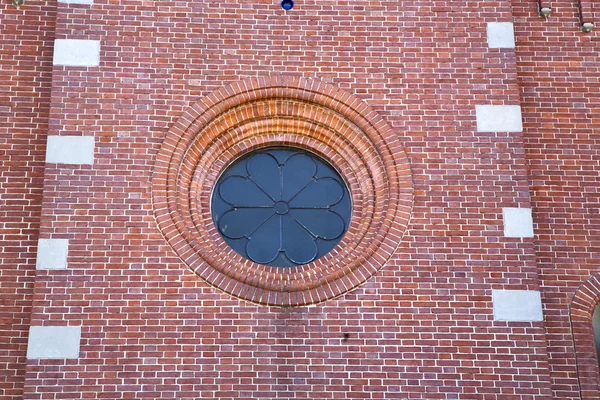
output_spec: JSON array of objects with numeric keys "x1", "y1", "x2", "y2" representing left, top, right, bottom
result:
[{"x1": 1, "y1": 1, "x2": 599, "y2": 399}]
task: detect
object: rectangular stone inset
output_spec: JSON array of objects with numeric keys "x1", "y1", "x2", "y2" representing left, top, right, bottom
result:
[
  {"x1": 487, "y1": 22, "x2": 516, "y2": 49},
  {"x1": 492, "y1": 290, "x2": 543, "y2": 322},
  {"x1": 36, "y1": 239, "x2": 69, "y2": 270},
  {"x1": 58, "y1": 0, "x2": 93, "y2": 4},
  {"x1": 46, "y1": 136, "x2": 95, "y2": 165},
  {"x1": 476, "y1": 105, "x2": 523, "y2": 132},
  {"x1": 27, "y1": 326, "x2": 81, "y2": 359},
  {"x1": 503, "y1": 207, "x2": 534, "y2": 238},
  {"x1": 53, "y1": 39, "x2": 100, "y2": 67}
]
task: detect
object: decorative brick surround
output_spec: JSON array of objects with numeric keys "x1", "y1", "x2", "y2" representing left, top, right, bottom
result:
[
  {"x1": 570, "y1": 274, "x2": 600, "y2": 400},
  {"x1": 152, "y1": 76, "x2": 413, "y2": 306}
]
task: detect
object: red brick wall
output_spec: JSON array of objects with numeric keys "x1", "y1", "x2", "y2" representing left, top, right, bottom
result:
[
  {"x1": 514, "y1": 1, "x2": 600, "y2": 399},
  {"x1": 0, "y1": 2, "x2": 56, "y2": 399},
  {"x1": 3, "y1": 0, "x2": 599, "y2": 399}
]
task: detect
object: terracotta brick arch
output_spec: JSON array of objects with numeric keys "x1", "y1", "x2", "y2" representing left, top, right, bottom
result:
[
  {"x1": 570, "y1": 273, "x2": 600, "y2": 400},
  {"x1": 151, "y1": 76, "x2": 413, "y2": 307}
]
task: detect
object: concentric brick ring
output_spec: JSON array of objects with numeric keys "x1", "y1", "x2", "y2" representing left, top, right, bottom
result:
[{"x1": 152, "y1": 76, "x2": 413, "y2": 306}]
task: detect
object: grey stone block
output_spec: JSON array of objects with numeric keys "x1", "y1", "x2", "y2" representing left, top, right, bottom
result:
[
  {"x1": 27, "y1": 326, "x2": 81, "y2": 359},
  {"x1": 36, "y1": 239, "x2": 69, "y2": 270},
  {"x1": 53, "y1": 39, "x2": 100, "y2": 67},
  {"x1": 475, "y1": 105, "x2": 523, "y2": 132},
  {"x1": 503, "y1": 207, "x2": 534, "y2": 238},
  {"x1": 487, "y1": 22, "x2": 516, "y2": 49},
  {"x1": 46, "y1": 136, "x2": 95, "y2": 165},
  {"x1": 492, "y1": 290, "x2": 543, "y2": 322}
]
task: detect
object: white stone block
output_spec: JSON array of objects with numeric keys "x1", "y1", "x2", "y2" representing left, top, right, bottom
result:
[
  {"x1": 58, "y1": 0, "x2": 93, "y2": 4},
  {"x1": 46, "y1": 136, "x2": 95, "y2": 165},
  {"x1": 36, "y1": 239, "x2": 69, "y2": 270},
  {"x1": 53, "y1": 39, "x2": 100, "y2": 67},
  {"x1": 27, "y1": 326, "x2": 81, "y2": 359},
  {"x1": 487, "y1": 22, "x2": 516, "y2": 49},
  {"x1": 492, "y1": 290, "x2": 543, "y2": 322},
  {"x1": 503, "y1": 207, "x2": 534, "y2": 238},
  {"x1": 475, "y1": 105, "x2": 523, "y2": 132}
]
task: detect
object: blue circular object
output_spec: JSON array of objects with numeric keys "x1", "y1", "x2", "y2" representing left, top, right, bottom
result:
[
  {"x1": 274, "y1": 201, "x2": 290, "y2": 215},
  {"x1": 211, "y1": 147, "x2": 351, "y2": 267},
  {"x1": 281, "y1": 0, "x2": 294, "y2": 10}
]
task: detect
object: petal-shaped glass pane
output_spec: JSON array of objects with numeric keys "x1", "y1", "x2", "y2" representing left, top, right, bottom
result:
[
  {"x1": 246, "y1": 215, "x2": 281, "y2": 264},
  {"x1": 282, "y1": 216, "x2": 318, "y2": 265},
  {"x1": 247, "y1": 152, "x2": 281, "y2": 201},
  {"x1": 289, "y1": 209, "x2": 345, "y2": 240},
  {"x1": 219, "y1": 176, "x2": 274, "y2": 207},
  {"x1": 282, "y1": 153, "x2": 317, "y2": 201},
  {"x1": 289, "y1": 177, "x2": 344, "y2": 208},
  {"x1": 218, "y1": 208, "x2": 274, "y2": 239}
]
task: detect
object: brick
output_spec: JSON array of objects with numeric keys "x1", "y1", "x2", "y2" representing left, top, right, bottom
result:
[{"x1": 58, "y1": 0, "x2": 93, "y2": 4}]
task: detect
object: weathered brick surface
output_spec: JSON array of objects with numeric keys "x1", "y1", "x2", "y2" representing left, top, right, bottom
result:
[
  {"x1": 1, "y1": 0, "x2": 598, "y2": 399},
  {"x1": 513, "y1": 1, "x2": 600, "y2": 399},
  {"x1": 0, "y1": 2, "x2": 56, "y2": 399}
]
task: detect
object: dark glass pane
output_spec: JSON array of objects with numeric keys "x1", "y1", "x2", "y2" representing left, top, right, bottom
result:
[
  {"x1": 246, "y1": 215, "x2": 281, "y2": 264},
  {"x1": 270, "y1": 148, "x2": 295, "y2": 165},
  {"x1": 289, "y1": 178, "x2": 344, "y2": 208},
  {"x1": 220, "y1": 176, "x2": 273, "y2": 207},
  {"x1": 282, "y1": 216, "x2": 318, "y2": 264},
  {"x1": 211, "y1": 147, "x2": 351, "y2": 267},
  {"x1": 247, "y1": 152, "x2": 281, "y2": 201},
  {"x1": 289, "y1": 209, "x2": 345, "y2": 240},
  {"x1": 282, "y1": 153, "x2": 317, "y2": 201},
  {"x1": 222, "y1": 160, "x2": 247, "y2": 177},
  {"x1": 218, "y1": 208, "x2": 274, "y2": 239},
  {"x1": 270, "y1": 252, "x2": 296, "y2": 268}
]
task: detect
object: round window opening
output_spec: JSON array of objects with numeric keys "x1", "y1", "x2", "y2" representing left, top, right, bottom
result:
[{"x1": 211, "y1": 147, "x2": 352, "y2": 267}]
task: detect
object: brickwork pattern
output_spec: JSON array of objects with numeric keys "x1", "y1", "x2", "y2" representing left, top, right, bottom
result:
[
  {"x1": 22, "y1": 1, "x2": 552, "y2": 398},
  {"x1": 514, "y1": 1, "x2": 600, "y2": 399},
  {"x1": 4, "y1": 0, "x2": 599, "y2": 399},
  {"x1": 0, "y1": 2, "x2": 56, "y2": 399}
]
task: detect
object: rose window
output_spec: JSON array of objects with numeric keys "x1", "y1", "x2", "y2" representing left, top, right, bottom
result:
[
  {"x1": 152, "y1": 76, "x2": 414, "y2": 305},
  {"x1": 211, "y1": 147, "x2": 352, "y2": 267}
]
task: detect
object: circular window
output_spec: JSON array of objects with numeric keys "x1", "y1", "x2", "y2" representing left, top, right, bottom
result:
[
  {"x1": 152, "y1": 76, "x2": 413, "y2": 306},
  {"x1": 211, "y1": 147, "x2": 351, "y2": 267}
]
